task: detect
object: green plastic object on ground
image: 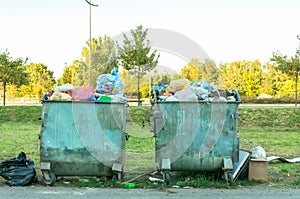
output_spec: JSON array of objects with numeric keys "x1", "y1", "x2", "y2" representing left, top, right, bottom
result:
[{"x1": 123, "y1": 183, "x2": 136, "y2": 188}]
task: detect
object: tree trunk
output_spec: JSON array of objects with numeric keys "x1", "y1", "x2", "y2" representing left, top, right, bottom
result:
[
  {"x1": 137, "y1": 65, "x2": 141, "y2": 106},
  {"x1": 295, "y1": 71, "x2": 298, "y2": 107},
  {"x1": 3, "y1": 81, "x2": 6, "y2": 106}
]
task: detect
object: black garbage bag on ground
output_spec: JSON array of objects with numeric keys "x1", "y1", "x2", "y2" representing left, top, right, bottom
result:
[{"x1": 0, "y1": 152, "x2": 37, "y2": 186}]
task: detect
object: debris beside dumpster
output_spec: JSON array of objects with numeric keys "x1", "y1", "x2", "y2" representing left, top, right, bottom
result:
[
  {"x1": 123, "y1": 170, "x2": 157, "y2": 183},
  {"x1": 149, "y1": 177, "x2": 165, "y2": 183},
  {"x1": 0, "y1": 152, "x2": 37, "y2": 186},
  {"x1": 232, "y1": 150, "x2": 251, "y2": 182},
  {"x1": 266, "y1": 156, "x2": 300, "y2": 163},
  {"x1": 250, "y1": 146, "x2": 267, "y2": 159},
  {"x1": 248, "y1": 146, "x2": 268, "y2": 181}
]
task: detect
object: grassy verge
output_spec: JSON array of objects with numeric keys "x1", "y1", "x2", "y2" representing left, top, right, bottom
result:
[
  {"x1": 0, "y1": 106, "x2": 41, "y2": 162},
  {"x1": 0, "y1": 105, "x2": 299, "y2": 188},
  {"x1": 238, "y1": 107, "x2": 300, "y2": 188},
  {"x1": 239, "y1": 129, "x2": 300, "y2": 188}
]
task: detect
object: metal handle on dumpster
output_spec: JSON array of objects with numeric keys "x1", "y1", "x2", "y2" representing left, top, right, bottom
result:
[
  {"x1": 152, "y1": 110, "x2": 165, "y2": 134},
  {"x1": 230, "y1": 114, "x2": 234, "y2": 130},
  {"x1": 230, "y1": 111, "x2": 240, "y2": 130},
  {"x1": 121, "y1": 131, "x2": 129, "y2": 141},
  {"x1": 41, "y1": 112, "x2": 46, "y2": 128},
  {"x1": 231, "y1": 89, "x2": 241, "y2": 102},
  {"x1": 38, "y1": 112, "x2": 46, "y2": 140}
]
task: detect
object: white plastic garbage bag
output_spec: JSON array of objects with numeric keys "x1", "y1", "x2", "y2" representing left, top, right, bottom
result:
[{"x1": 250, "y1": 146, "x2": 267, "y2": 159}]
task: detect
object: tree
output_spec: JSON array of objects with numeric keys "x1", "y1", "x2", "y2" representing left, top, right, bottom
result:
[
  {"x1": 219, "y1": 61, "x2": 245, "y2": 94},
  {"x1": 0, "y1": 50, "x2": 28, "y2": 105},
  {"x1": 120, "y1": 69, "x2": 137, "y2": 93},
  {"x1": 158, "y1": 74, "x2": 172, "y2": 86},
  {"x1": 180, "y1": 60, "x2": 198, "y2": 81},
  {"x1": 200, "y1": 59, "x2": 219, "y2": 84},
  {"x1": 58, "y1": 61, "x2": 80, "y2": 86},
  {"x1": 219, "y1": 60, "x2": 262, "y2": 96},
  {"x1": 77, "y1": 35, "x2": 118, "y2": 86},
  {"x1": 270, "y1": 35, "x2": 300, "y2": 106},
  {"x1": 118, "y1": 25, "x2": 160, "y2": 105},
  {"x1": 242, "y1": 60, "x2": 263, "y2": 96},
  {"x1": 21, "y1": 63, "x2": 56, "y2": 100},
  {"x1": 180, "y1": 58, "x2": 219, "y2": 84},
  {"x1": 261, "y1": 62, "x2": 294, "y2": 97}
]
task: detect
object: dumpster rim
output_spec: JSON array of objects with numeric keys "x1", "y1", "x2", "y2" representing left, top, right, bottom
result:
[
  {"x1": 155, "y1": 101, "x2": 241, "y2": 104},
  {"x1": 41, "y1": 100, "x2": 126, "y2": 105}
]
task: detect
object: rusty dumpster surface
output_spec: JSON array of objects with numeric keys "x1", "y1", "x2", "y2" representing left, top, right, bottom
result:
[
  {"x1": 153, "y1": 93, "x2": 241, "y2": 184},
  {"x1": 39, "y1": 101, "x2": 126, "y2": 185}
]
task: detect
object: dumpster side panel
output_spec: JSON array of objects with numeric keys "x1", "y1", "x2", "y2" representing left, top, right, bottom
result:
[
  {"x1": 155, "y1": 102, "x2": 239, "y2": 171},
  {"x1": 40, "y1": 101, "x2": 126, "y2": 177}
]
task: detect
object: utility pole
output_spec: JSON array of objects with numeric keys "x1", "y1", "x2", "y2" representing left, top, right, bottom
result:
[{"x1": 85, "y1": 0, "x2": 98, "y2": 86}]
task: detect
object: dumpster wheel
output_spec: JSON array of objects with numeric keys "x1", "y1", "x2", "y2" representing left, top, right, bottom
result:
[
  {"x1": 112, "y1": 172, "x2": 123, "y2": 182},
  {"x1": 163, "y1": 172, "x2": 171, "y2": 185},
  {"x1": 228, "y1": 172, "x2": 234, "y2": 186},
  {"x1": 42, "y1": 170, "x2": 56, "y2": 186},
  {"x1": 112, "y1": 173, "x2": 118, "y2": 182},
  {"x1": 224, "y1": 171, "x2": 234, "y2": 186}
]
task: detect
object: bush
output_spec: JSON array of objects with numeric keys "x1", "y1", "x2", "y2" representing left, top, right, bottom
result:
[
  {"x1": 127, "y1": 106, "x2": 151, "y2": 126},
  {"x1": 241, "y1": 96, "x2": 296, "y2": 104}
]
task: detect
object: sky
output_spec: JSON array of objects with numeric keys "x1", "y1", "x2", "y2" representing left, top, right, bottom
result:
[{"x1": 1, "y1": 0, "x2": 300, "y2": 78}]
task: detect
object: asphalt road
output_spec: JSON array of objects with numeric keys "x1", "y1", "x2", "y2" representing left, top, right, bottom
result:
[{"x1": 1, "y1": 185, "x2": 300, "y2": 199}]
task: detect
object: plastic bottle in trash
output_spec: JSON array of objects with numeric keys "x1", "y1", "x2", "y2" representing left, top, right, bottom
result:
[{"x1": 124, "y1": 183, "x2": 135, "y2": 189}]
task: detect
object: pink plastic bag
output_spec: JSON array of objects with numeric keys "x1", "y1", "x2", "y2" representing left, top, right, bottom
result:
[{"x1": 71, "y1": 86, "x2": 95, "y2": 101}]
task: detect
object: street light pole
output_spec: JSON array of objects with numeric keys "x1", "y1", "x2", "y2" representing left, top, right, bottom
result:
[{"x1": 85, "y1": 0, "x2": 98, "y2": 86}]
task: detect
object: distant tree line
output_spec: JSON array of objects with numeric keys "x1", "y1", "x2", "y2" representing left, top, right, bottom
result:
[
  {"x1": 180, "y1": 59, "x2": 296, "y2": 98},
  {"x1": 0, "y1": 27, "x2": 299, "y2": 105}
]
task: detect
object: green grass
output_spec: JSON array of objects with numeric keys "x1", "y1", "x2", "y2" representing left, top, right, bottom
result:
[
  {"x1": 237, "y1": 107, "x2": 300, "y2": 188},
  {"x1": 238, "y1": 128, "x2": 300, "y2": 188},
  {"x1": 0, "y1": 106, "x2": 42, "y2": 123},
  {"x1": 0, "y1": 106, "x2": 41, "y2": 162},
  {"x1": 0, "y1": 122, "x2": 40, "y2": 162},
  {"x1": 124, "y1": 122, "x2": 156, "y2": 173},
  {"x1": 239, "y1": 129, "x2": 300, "y2": 157},
  {"x1": 238, "y1": 107, "x2": 300, "y2": 129},
  {"x1": 0, "y1": 105, "x2": 299, "y2": 188}
]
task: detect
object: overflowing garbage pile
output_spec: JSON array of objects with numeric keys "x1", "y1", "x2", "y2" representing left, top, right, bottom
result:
[
  {"x1": 42, "y1": 69, "x2": 127, "y2": 103},
  {"x1": 155, "y1": 79, "x2": 238, "y2": 102},
  {"x1": 95, "y1": 68, "x2": 126, "y2": 102}
]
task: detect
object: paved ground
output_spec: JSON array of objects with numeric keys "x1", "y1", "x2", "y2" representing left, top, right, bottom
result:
[{"x1": 1, "y1": 185, "x2": 300, "y2": 199}]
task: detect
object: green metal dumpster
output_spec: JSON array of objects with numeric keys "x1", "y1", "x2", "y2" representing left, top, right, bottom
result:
[
  {"x1": 152, "y1": 90, "x2": 241, "y2": 185},
  {"x1": 39, "y1": 101, "x2": 126, "y2": 186}
]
